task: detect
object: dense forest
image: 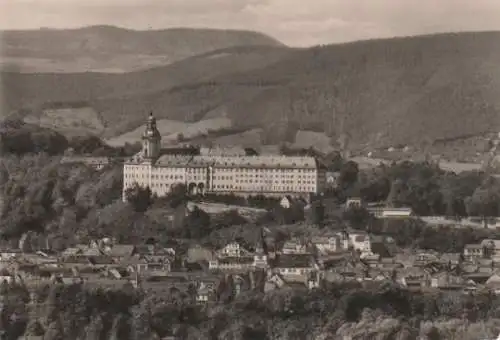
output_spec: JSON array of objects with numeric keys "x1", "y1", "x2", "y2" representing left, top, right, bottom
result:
[
  {"x1": 4, "y1": 278, "x2": 500, "y2": 340},
  {"x1": 0, "y1": 119, "x2": 141, "y2": 157},
  {"x1": 336, "y1": 159, "x2": 500, "y2": 218},
  {"x1": 4, "y1": 124, "x2": 500, "y2": 338}
]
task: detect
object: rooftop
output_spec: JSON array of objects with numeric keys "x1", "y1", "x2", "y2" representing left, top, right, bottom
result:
[
  {"x1": 218, "y1": 256, "x2": 254, "y2": 265},
  {"x1": 61, "y1": 156, "x2": 109, "y2": 164},
  {"x1": 274, "y1": 254, "x2": 315, "y2": 268},
  {"x1": 127, "y1": 154, "x2": 318, "y2": 169}
]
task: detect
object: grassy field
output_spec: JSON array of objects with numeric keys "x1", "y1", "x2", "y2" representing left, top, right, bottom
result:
[
  {"x1": 292, "y1": 130, "x2": 335, "y2": 154},
  {"x1": 105, "y1": 118, "x2": 232, "y2": 146},
  {"x1": 23, "y1": 107, "x2": 105, "y2": 136},
  {"x1": 211, "y1": 128, "x2": 264, "y2": 147},
  {"x1": 351, "y1": 155, "x2": 484, "y2": 174},
  {"x1": 0, "y1": 55, "x2": 172, "y2": 73},
  {"x1": 437, "y1": 161, "x2": 483, "y2": 173}
]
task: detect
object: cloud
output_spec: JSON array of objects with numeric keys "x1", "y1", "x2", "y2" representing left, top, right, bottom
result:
[{"x1": 1, "y1": 0, "x2": 500, "y2": 46}]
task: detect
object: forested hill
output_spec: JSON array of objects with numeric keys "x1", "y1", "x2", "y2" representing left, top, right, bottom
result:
[
  {"x1": 4, "y1": 31, "x2": 500, "y2": 152},
  {"x1": 1, "y1": 25, "x2": 284, "y2": 73},
  {"x1": 213, "y1": 31, "x2": 500, "y2": 149}
]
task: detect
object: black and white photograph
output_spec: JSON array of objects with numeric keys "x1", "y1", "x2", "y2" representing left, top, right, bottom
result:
[{"x1": 2, "y1": 1, "x2": 500, "y2": 339}]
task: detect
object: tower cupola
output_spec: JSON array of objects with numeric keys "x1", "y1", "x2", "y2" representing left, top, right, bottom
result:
[{"x1": 141, "y1": 112, "x2": 161, "y2": 160}]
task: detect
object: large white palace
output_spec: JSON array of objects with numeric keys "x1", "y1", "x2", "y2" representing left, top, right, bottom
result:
[{"x1": 122, "y1": 114, "x2": 326, "y2": 201}]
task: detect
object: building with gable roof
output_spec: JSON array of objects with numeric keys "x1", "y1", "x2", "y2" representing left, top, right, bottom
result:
[
  {"x1": 123, "y1": 113, "x2": 326, "y2": 200},
  {"x1": 60, "y1": 156, "x2": 110, "y2": 171}
]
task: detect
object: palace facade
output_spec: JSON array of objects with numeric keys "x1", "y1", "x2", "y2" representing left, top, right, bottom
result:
[{"x1": 122, "y1": 114, "x2": 326, "y2": 201}]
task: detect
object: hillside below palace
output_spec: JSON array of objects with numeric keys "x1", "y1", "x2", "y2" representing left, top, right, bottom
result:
[{"x1": 122, "y1": 114, "x2": 326, "y2": 201}]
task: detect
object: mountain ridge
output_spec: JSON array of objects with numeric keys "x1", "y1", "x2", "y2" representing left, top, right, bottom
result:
[{"x1": 3, "y1": 31, "x2": 500, "y2": 158}]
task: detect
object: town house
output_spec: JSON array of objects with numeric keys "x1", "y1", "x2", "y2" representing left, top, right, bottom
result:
[
  {"x1": 196, "y1": 281, "x2": 217, "y2": 303},
  {"x1": 398, "y1": 268, "x2": 431, "y2": 291},
  {"x1": 486, "y1": 274, "x2": 500, "y2": 294},
  {"x1": 272, "y1": 254, "x2": 318, "y2": 277},
  {"x1": 209, "y1": 252, "x2": 268, "y2": 271},
  {"x1": 439, "y1": 253, "x2": 462, "y2": 267},
  {"x1": 209, "y1": 256, "x2": 255, "y2": 271},
  {"x1": 216, "y1": 242, "x2": 250, "y2": 258},
  {"x1": 430, "y1": 272, "x2": 465, "y2": 291},
  {"x1": 464, "y1": 244, "x2": 485, "y2": 262},
  {"x1": 413, "y1": 251, "x2": 440, "y2": 267},
  {"x1": 264, "y1": 270, "x2": 322, "y2": 292},
  {"x1": 481, "y1": 239, "x2": 500, "y2": 261},
  {"x1": 210, "y1": 242, "x2": 268, "y2": 271},
  {"x1": 60, "y1": 156, "x2": 110, "y2": 171},
  {"x1": 345, "y1": 197, "x2": 362, "y2": 210},
  {"x1": 311, "y1": 235, "x2": 342, "y2": 255},
  {"x1": 129, "y1": 246, "x2": 174, "y2": 273},
  {"x1": 348, "y1": 231, "x2": 372, "y2": 254},
  {"x1": 195, "y1": 276, "x2": 223, "y2": 304},
  {"x1": 105, "y1": 244, "x2": 136, "y2": 262},
  {"x1": 281, "y1": 238, "x2": 309, "y2": 254}
]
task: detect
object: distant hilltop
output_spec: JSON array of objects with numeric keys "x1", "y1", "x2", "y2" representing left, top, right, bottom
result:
[{"x1": 0, "y1": 25, "x2": 284, "y2": 73}]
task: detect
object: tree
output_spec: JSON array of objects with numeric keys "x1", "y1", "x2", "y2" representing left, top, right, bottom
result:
[
  {"x1": 343, "y1": 206, "x2": 371, "y2": 230},
  {"x1": 0, "y1": 121, "x2": 69, "y2": 155},
  {"x1": 310, "y1": 200, "x2": 325, "y2": 227},
  {"x1": 386, "y1": 179, "x2": 405, "y2": 208},
  {"x1": 324, "y1": 150, "x2": 343, "y2": 171},
  {"x1": 338, "y1": 161, "x2": 359, "y2": 191},
  {"x1": 24, "y1": 319, "x2": 45, "y2": 336},
  {"x1": 163, "y1": 183, "x2": 188, "y2": 208},
  {"x1": 212, "y1": 209, "x2": 247, "y2": 229},
  {"x1": 465, "y1": 184, "x2": 500, "y2": 226},
  {"x1": 68, "y1": 135, "x2": 107, "y2": 155},
  {"x1": 110, "y1": 314, "x2": 131, "y2": 340},
  {"x1": 125, "y1": 184, "x2": 154, "y2": 212},
  {"x1": 441, "y1": 171, "x2": 485, "y2": 218},
  {"x1": 357, "y1": 166, "x2": 391, "y2": 203},
  {"x1": 83, "y1": 314, "x2": 105, "y2": 340},
  {"x1": 184, "y1": 206, "x2": 211, "y2": 239},
  {"x1": 283, "y1": 202, "x2": 305, "y2": 224},
  {"x1": 43, "y1": 320, "x2": 65, "y2": 340}
]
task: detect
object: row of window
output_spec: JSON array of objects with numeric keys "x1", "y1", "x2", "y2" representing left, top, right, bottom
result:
[
  {"x1": 126, "y1": 181, "x2": 315, "y2": 192},
  {"x1": 125, "y1": 182, "x2": 315, "y2": 193},
  {"x1": 213, "y1": 185, "x2": 314, "y2": 192},
  {"x1": 125, "y1": 173, "x2": 315, "y2": 185},
  {"x1": 124, "y1": 174, "x2": 185, "y2": 181},
  {"x1": 277, "y1": 268, "x2": 312, "y2": 274},
  {"x1": 186, "y1": 176, "x2": 204, "y2": 181},
  {"x1": 228, "y1": 174, "x2": 315, "y2": 179},
  {"x1": 212, "y1": 167, "x2": 315, "y2": 173},
  {"x1": 126, "y1": 172, "x2": 316, "y2": 180},
  {"x1": 125, "y1": 166, "x2": 183, "y2": 173},
  {"x1": 126, "y1": 166, "x2": 316, "y2": 174},
  {"x1": 232, "y1": 179, "x2": 314, "y2": 185}
]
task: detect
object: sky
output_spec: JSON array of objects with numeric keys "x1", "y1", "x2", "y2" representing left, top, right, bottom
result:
[{"x1": 1, "y1": 0, "x2": 500, "y2": 47}]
